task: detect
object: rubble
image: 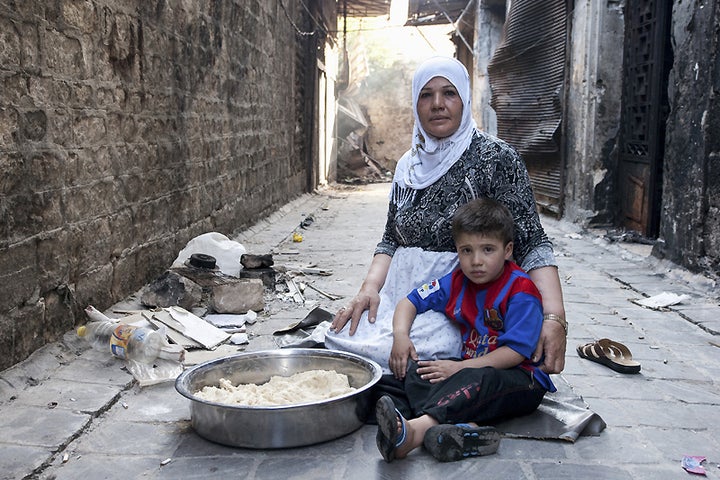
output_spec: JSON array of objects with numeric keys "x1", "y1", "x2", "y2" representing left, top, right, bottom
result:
[
  {"x1": 209, "y1": 279, "x2": 265, "y2": 314},
  {"x1": 140, "y1": 271, "x2": 203, "y2": 309}
]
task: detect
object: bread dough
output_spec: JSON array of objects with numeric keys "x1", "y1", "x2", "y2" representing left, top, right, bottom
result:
[{"x1": 195, "y1": 369, "x2": 356, "y2": 406}]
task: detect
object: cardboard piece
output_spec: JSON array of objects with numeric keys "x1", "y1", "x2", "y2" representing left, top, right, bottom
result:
[{"x1": 150, "y1": 307, "x2": 230, "y2": 350}]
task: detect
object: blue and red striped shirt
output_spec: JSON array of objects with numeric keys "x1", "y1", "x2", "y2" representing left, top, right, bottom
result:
[{"x1": 407, "y1": 261, "x2": 556, "y2": 392}]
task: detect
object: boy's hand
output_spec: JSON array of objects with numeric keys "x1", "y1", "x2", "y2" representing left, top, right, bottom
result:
[
  {"x1": 417, "y1": 359, "x2": 461, "y2": 383},
  {"x1": 389, "y1": 335, "x2": 418, "y2": 380}
]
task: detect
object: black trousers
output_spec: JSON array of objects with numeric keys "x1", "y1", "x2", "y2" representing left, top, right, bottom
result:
[{"x1": 371, "y1": 360, "x2": 546, "y2": 425}]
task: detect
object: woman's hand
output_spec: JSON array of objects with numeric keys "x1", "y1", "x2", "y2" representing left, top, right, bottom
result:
[
  {"x1": 330, "y1": 287, "x2": 381, "y2": 335},
  {"x1": 527, "y1": 266, "x2": 567, "y2": 374},
  {"x1": 389, "y1": 335, "x2": 417, "y2": 380},
  {"x1": 416, "y1": 359, "x2": 462, "y2": 384},
  {"x1": 532, "y1": 319, "x2": 567, "y2": 374},
  {"x1": 330, "y1": 254, "x2": 391, "y2": 335}
]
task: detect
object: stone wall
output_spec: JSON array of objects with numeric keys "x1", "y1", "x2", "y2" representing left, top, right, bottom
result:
[
  {"x1": 562, "y1": 0, "x2": 625, "y2": 225},
  {"x1": 657, "y1": 0, "x2": 720, "y2": 276},
  {"x1": 0, "y1": 0, "x2": 316, "y2": 370}
]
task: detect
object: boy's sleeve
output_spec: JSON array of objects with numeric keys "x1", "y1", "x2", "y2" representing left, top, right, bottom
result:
[
  {"x1": 497, "y1": 278, "x2": 543, "y2": 359},
  {"x1": 407, "y1": 273, "x2": 453, "y2": 314}
]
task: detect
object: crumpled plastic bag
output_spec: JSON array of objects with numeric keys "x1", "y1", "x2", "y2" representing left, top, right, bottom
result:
[
  {"x1": 127, "y1": 358, "x2": 184, "y2": 387},
  {"x1": 172, "y1": 232, "x2": 246, "y2": 277}
]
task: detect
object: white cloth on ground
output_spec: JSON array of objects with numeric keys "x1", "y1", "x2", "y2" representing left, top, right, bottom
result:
[{"x1": 324, "y1": 247, "x2": 462, "y2": 374}]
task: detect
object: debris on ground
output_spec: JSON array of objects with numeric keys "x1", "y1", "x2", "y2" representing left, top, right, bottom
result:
[
  {"x1": 272, "y1": 306, "x2": 334, "y2": 349},
  {"x1": 172, "y1": 232, "x2": 247, "y2": 277},
  {"x1": 140, "y1": 270, "x2": 203, "y2": 309},
  {"x1": 604, "y1": 228, "x2": 656, "y2": 245},
  {"x1": 278, "y1": 275, "x2": 305, "y2": 304},
  {"x1": 204, "y1": 311, "x2": 257, "y2": 330},
  {"x1": 79, "y1": 228, "x2": 343, "y2": 378},
  {"x1": 148, "y1": 306, "x2": 230, "y2": 350},
  {"x1": 240, "y1": 253, "x2": 274, "y2": 269},
  {"x1": 209, "y1": 279, "x2": 265, "y2": 313},
  {"x1": 229, "y1": 333, "x2": 249, "y2": 345},
  {"x1": 632, "y1": 291, "x2": 691, "y2": 310},
  {"x1": 238, "y1": 254, "x2": 276, "y2": 288},
  {"x1": 300, "y1": 215, "x2": 314, "y2": 229},
  {"x1": 681, "y1": 455, "x2": 707, "y2": 475}
]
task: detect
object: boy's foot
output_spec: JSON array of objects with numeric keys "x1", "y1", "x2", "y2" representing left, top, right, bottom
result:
[
  {"x1": 375, "y1": 396, "x2": 407, "y2": 463},
  {"x1": 423, "y1": 424, "x2": 501, "y2": 462}
]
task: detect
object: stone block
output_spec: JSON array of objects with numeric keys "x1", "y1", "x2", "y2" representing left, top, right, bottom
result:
[
  {"x1": 209, "y1": 279, "x2": 264, "y2": 314},
  {"x1": 140, "y1": 270, "x2": 203, "y2": 309},
  {"x1": 0, "y1": 17, "x2": 21, "y2": 69},
  {"x1": 0, "y1": 243, "x2": 38, "y2": 311}
]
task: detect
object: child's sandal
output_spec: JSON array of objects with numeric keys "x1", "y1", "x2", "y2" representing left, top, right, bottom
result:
[
  {"x1": 423, "y1": 423, "x2": 501, "y2": 462},
  {"x1": 375, "y1": 396, "x2": 408, "y2": 463}
]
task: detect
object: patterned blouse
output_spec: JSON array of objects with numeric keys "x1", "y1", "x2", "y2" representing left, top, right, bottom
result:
[{"x1": 376, "y1": 131, "x2": 555, "y2": 271}]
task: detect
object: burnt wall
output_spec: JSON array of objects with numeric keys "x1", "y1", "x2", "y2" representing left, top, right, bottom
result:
[
  {"x1": 0, "y1": 0, "x2": 313, "y2": 370},
  {"x1": 561, "y1": 0, "x2": 625, "y2": 225},
  {"x1": 657, "y1": 0, "x2": 720, "y2": 277}
]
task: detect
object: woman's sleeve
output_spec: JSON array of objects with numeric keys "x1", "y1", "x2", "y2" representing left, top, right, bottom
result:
[
  {"x1": 491, "y1": 145, "x2": 556, "y2": 270},
  {"x1": 374, "y1": 190, "x2": 399, "y2": 257}
]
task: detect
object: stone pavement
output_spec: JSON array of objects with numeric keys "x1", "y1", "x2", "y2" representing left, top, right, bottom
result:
[{"x1": 1, "y1": 183, "x2": 719, "y2": 480}]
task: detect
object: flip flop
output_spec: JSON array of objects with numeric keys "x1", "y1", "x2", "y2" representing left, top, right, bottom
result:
[
  {"x1": 576, "y1": 338, "x2": 641, "y2": 374},
  {"x1": 423, "y1": 424, "x2": 501, "y2": 462},
  {"x1": 375, "y1": 396, "x2": 407, "y2": 463}
]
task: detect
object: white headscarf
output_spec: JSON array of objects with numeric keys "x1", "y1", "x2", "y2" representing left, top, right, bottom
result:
[{"x1": 393, "y1": 56, "x2": 477, "y2": 190}]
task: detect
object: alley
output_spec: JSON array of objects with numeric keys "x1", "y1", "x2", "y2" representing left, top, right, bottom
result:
[{"x1": 1, "y1": 182, "x2": 719, "y2": 480}]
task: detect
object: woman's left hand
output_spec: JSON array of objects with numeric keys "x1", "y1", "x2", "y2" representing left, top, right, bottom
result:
[{"x1": 416, "y1": 359, "x2": 461, "y2": 383}]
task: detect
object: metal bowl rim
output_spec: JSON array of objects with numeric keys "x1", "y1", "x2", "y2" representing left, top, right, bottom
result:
[{"x1": 175, "y1": 348, "x2": 382, "y2": 410}]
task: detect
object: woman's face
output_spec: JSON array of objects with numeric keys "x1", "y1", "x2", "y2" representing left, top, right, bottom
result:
[{"x1": 416, "y1": 76, "x2": 463, "y2": 139}]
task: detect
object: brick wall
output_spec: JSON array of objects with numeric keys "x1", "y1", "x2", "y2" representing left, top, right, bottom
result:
[{"x1": 0, "y1": 0, "x2": 317, "y2": 370}]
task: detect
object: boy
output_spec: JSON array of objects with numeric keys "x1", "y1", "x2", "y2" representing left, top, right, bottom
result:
[{"x1": 376, "y1": 198, "x2": 556, "y2": 463}]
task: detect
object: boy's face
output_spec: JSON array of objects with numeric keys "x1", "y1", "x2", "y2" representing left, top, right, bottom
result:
[{"x1": 455, "y1": 232, "x2": 513, "y2": 285}]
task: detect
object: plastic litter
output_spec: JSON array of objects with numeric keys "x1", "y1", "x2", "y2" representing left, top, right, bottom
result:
[
  {"x1": 681, "y1": 455, "x2": 707, "y2": 475},
  {"x1": 79, "y1": 306, "x2": 186, "y2": 386},
  {"x1": 77, "y1": 320, "x2": 185, "y2": 364},
  {"x1": 172, "y1": 232, "x2": 247, "y2": 277}
]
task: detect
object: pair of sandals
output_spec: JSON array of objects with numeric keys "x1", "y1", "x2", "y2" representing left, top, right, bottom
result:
[
  {"x1": 375, "y1": 396, "x2": 501, "y2": 463},
  {"x1": 576, "y1": 338, "x2": 641, "y2": 374}
]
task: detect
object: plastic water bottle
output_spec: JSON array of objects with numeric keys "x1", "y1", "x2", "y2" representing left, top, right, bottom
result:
[{"x1": 77, "y1": 321, "x2": 185, "y2": 364}]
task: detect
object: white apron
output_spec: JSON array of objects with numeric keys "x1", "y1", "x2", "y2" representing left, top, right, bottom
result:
[{"x1": 324, "y1": 247, "x2": 462, "y2": 374}]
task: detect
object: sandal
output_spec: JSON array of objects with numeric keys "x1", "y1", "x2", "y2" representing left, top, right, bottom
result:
[
  {"x1": 576, "y1": 338, "x2": 641, "y2": 374},
  {"x1": 423, "y1": 424, "x2": 501, "y2": 462},
  {"x1": 375, "y1": 396, "x2": 407, "y2": 462}
]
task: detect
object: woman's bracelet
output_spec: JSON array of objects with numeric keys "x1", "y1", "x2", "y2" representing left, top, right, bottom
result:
[{"x1": 543, "y1": 313, "x2": 568, "y2": 335}]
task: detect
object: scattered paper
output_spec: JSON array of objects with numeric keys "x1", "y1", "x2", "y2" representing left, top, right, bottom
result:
[
  {"x1": 633, "y1": 292, "x2": 691, "y2": 309},
  {"x1": 204, "y1": 312, "x2": 256, "y2": 328},
  {"x1": 229, "y1": 332, "x2": 249, "y2": 345}
]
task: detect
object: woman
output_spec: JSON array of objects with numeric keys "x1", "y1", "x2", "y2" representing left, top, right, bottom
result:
[{"x1": 325, "y1": 56, "x2": 567, "y2": 376}]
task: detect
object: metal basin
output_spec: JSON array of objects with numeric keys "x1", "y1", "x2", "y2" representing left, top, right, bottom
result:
[{"x1": 175, "y1": 348, "x2": 382, "y2": 448}]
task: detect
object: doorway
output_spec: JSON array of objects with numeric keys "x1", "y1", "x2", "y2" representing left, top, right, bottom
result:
[{"x1": 617, "y1": 1, "x2": 673, "y2": 236}]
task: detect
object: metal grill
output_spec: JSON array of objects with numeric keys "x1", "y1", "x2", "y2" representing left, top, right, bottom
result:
[
  {"x1": 486, "y1": 0, "x2": 567, "y2": 216},
  {"x1": 617, "y1": 0, "x2": 670, "y2": 236},
  {"x1": 487, "y1": 0, "x2": 566, "y2": 156}
]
